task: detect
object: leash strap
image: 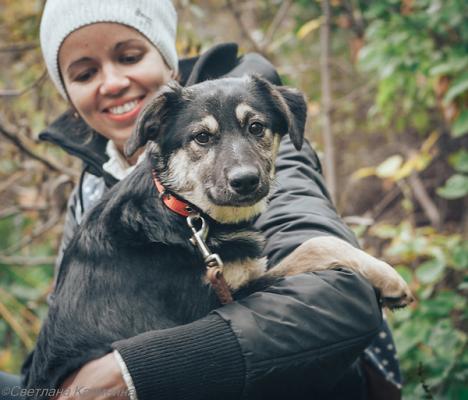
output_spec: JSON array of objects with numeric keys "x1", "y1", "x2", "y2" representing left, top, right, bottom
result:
[
  {"x1": 207, "y1": 267, "x2": 234, "y2": 305},
  {"x1": 187, "y1": 215, "x2": 234, "y2": 305}
]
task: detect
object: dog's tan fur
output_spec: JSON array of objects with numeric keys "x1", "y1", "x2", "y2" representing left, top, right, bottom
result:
[
  {"x1": 189, "y1": 115, "x2": 219, "y2": 135},
  {"x1": 265, "y1": 236, "x2": 413, "y2": 305},
  {"x1": 235, "y1": 103, "x2": 260, "y2": 127},
  {"x1": 205, "y1": 257, "x2": 267, "y2": 291},
  {"x1": 214, "y1": 235, "x2": 413, "y2": 306}
]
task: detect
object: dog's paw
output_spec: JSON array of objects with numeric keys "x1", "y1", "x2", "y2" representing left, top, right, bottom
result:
[{"x1": 369, "y1": 261, "x2": 414, "y2": 309}]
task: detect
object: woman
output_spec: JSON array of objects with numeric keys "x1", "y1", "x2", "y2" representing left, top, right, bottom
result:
[{"x1": 2, "y1": 0, "x2": 402, "y2": 399}]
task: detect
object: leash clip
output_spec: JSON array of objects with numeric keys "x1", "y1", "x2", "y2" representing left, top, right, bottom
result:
[
  {"x1": 186, "y1": 215, "x2": 233, "y2": 305},
  {"x1": 187, "y1": 214, "x2": 211, "y2": 258}
]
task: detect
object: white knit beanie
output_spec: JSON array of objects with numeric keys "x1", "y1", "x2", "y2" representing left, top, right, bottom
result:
[{"x1": 40, "y1": 0, "x2": 178, "y2": 99}]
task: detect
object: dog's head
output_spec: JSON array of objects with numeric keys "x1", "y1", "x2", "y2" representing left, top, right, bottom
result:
[{"x1": 125, "y1": 75, "x2": 307, "y2": 224}]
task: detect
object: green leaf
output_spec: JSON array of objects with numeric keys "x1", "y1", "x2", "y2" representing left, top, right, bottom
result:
[
  {"x1": 449, "y1": 149, "x2": 468, "y2": 172},
  {"x1": 411, "y1": 111, "x2": 429, "y2": 131},
  {"x1": 395, "y1": 265, "x2": 413, "y2": 284},
  {"x1": 418, "y1": 285, "x2": 434, "y2": 300},
  {"x1": 376, "y1": 155, "x2": 404, "y2": 178},
  {"x1": 371, "y1": 224, "x2": 399, "y2": 239},
  {"x1": 437, "y1": 174, "x2": 468, "y2": 199},
  {"x1": 452, "y1": 110, "x2": 468, "y2": 137},
  {"x1": 297, "y1": 17, "x2": 323, "y2": 40},
  {"x1": 444, "y1": 72, "x2": 468, "y2": 104},
  {"x1": 416, "y1": 258, "x2": 445, "y2": 284},
  {"x1": 421, "y1": 292, "x2": 467, "y2": 317},
  {"x1": 452, "y1": 245, "x2": 468, "y2": 270},
  {"x1": 394, "y1": 319, "x2": 431, "y2": 355},
  {"x1": 429, "y1": 58, "x2": 468, "y2": 76}
]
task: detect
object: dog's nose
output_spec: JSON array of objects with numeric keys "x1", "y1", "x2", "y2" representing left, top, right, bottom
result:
[{"x1": 228, "y1": 167, "x2": 260, "y2": 195}]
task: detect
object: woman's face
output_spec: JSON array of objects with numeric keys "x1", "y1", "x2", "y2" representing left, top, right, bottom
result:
[{"x1": 59, "y1": 23, "x2": 173, "y2": 152}]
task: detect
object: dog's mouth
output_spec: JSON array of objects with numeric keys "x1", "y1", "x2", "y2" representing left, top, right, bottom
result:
[{"x1": 207, "y1": 185, "x2": 269, "y2": 207}]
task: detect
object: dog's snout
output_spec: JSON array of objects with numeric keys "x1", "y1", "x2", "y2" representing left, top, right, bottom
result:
[{"x1": 228, "y1": 167, "x2": 260, "y2": 195}]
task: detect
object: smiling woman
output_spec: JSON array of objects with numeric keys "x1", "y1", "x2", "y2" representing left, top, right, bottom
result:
[{"x1": 58, "y1": 23, "x2": 174, "y2": 151}]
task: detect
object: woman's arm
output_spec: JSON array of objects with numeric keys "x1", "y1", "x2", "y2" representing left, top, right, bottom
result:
[{"x1": 256, "y1": 136, "x2": 359, "y2": 265}]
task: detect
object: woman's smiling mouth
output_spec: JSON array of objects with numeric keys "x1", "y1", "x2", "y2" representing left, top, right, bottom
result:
[
  {"x1": 109, "y1": 99, "x2": 139, "y2": 115},
  {"x1": 104, "y1": 97, "x2": 145, "y2": 122}
]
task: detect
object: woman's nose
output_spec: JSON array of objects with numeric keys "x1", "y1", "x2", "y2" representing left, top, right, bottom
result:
[{"x1": 99, "y1": 64, "x2": 130, "y2": 96}]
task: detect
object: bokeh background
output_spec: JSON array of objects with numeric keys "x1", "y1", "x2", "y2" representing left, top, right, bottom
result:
[{"x1": 0, "y1": 0, "x2": 467, "y2": 398}]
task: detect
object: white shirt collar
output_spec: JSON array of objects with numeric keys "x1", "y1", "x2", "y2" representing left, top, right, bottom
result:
[{"x1": 102, "y1": 141, "x2": 145, "y2": 180}]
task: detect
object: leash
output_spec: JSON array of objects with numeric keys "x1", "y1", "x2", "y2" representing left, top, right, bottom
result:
[{"x1": 151, "y1": 169, "x2": 234, "y2": 305}]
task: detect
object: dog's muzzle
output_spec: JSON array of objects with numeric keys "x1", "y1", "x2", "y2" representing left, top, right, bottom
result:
[{"x1": 228, "y1": 166, "x2": 260, "y2": 195}]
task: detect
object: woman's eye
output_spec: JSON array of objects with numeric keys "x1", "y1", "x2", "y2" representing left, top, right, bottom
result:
[
  {"x1": 194, "y1": 132, "x2": 211, "y2": 145},
  {"x1": 248, "y1": 122, "x2": 265, "y2": 136},
  {"x1": 74, "y1": 69, "x2": 96, "y2": 82},
  {"x1": 120, "y1": 53, "x2": 143, "y2": 64}
]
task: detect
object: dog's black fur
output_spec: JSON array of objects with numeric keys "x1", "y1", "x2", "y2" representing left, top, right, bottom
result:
[{"x1": 23, "y1": 76, "x2": 308, "y2": 394}]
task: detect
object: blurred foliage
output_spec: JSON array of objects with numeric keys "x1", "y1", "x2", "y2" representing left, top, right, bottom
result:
[
  {"x1": 350, "y1": 1, "x2": 468, "y2": 397},
  {"x1": 368, "y1": 222, "x2": 467, "y2": 399},
  {"x1": 0, "y1": 0, "x2": 467, "y2": 398}
]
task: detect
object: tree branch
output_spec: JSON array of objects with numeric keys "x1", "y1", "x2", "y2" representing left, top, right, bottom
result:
[
  {"x1": 0, "y1": 42, "x2": 38, "y2": 53},
  {"x1": 0, "y1": 288, "x2": 41, "y2": 332},
  {"x1": 372, "y1": 185, "x2": 402, "y2": 220},
  {"x1": 225, "y1": 0, "x2": 264, "y2": 55},
  {"x1": 0, "y1": 255, "x2": 56, "y2": 266},
  {"x1": 408, "y1": 172, "x2": 442, "y2": 229},
  {"x1": 0, "y1": 206, "x2": 49, "y2": 220},
  {"x1": 0, "y1": 299, "x2": 34, "y2": 349},
  {"x1": 0, "y1": 69, "x2": 47, "y2": 97},
  {"x1": 3, "y1": 212, "x2": 61, "y2": 255},
  {"x1": 262, "y1": 0, "x2": 293, "y2": 51},
  {"x1": 0, "y1": 117, "x2": 78, "y2": 177},
  {"x1": 0, "y1": 170, "x2": 25, "y2": 194},
  {"x1": 341, "y1": 0, "x2": 366, "y2": 38},
  {"x1": 320, "y1": 0, "x2": 337, "y2": 203}
]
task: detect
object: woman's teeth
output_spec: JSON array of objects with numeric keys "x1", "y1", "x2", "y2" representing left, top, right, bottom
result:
[{"x1": 108, "y1": 99, "x2": 139, "y2": 115}]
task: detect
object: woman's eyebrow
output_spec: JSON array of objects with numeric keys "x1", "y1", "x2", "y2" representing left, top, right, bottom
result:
[
  {"x1": 65, "y1": 39, "x2": 145, "y2": 74},
  {"x1": 66, "y1": 57, "x2": 93, "y2": 74},
  {"x1": 114, "y1": 39, "x2": 145, "y2": 51}
]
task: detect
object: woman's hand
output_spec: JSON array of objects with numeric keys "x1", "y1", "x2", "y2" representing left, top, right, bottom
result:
[{"x1": 54, "y1": 353, "x2": 129, "y2": 400}]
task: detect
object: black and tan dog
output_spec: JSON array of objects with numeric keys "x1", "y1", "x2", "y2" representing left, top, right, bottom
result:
[{"x1": 23, "y1": 76, "x2": 412, "y2": 394}]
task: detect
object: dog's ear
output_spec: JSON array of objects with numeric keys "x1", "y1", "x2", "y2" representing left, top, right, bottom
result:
[
  {"x1": 124, "y1": 81, "x2": 183, "y2": 158},
  {"x1": 250, "y1": 75, "x2": 307, "y2": 151},
  {"x1": 275, "y1": 86, "x2": 307, "y2": 151}
]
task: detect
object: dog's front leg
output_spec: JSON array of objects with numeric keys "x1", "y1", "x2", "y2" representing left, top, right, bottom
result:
[{"x1": 265, "y1": 236, "x2": 413, "y2": 308}]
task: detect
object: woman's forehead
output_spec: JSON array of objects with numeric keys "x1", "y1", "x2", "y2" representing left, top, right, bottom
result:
[{"x1": 58, "y1": 23, "x2": 150, "y2": 67}]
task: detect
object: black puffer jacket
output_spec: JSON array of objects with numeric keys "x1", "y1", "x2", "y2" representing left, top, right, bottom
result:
[{"x1": 39, "y1": 44, "x2": 401, "y2": 400}]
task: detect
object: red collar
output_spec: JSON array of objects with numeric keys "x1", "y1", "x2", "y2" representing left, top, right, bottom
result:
[{"x1": 151, "y1": 170, "x2": 196, "y2": 217}]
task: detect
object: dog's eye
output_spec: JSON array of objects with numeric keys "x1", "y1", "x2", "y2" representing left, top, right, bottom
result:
[
  {"x1": 248, "y1": 122, "x2": 265, "y2": 136},
  {"x1": 194, "y1": 132, "x2": 211, "y2": 145}
]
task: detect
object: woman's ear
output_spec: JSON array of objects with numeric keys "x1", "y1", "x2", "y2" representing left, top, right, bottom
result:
[
  {"x1": 71, "y1": 106, "x2": 80, "y2": 119},
  {"x1": 124, "y1": 81, "x2": 183, "y2": 158}
]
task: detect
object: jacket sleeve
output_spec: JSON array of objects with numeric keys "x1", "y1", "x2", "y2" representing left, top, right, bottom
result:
[
  {"x1": 256, "y1": 136, "x2": 359, "y2": 267},
  {"x1": 112, "y1": 136, "x2": 382, "y2": 400}
]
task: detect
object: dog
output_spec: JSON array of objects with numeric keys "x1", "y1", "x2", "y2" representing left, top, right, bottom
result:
[{"x1": 23, "y1": 75, "x2": 412, "y2": 395}]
